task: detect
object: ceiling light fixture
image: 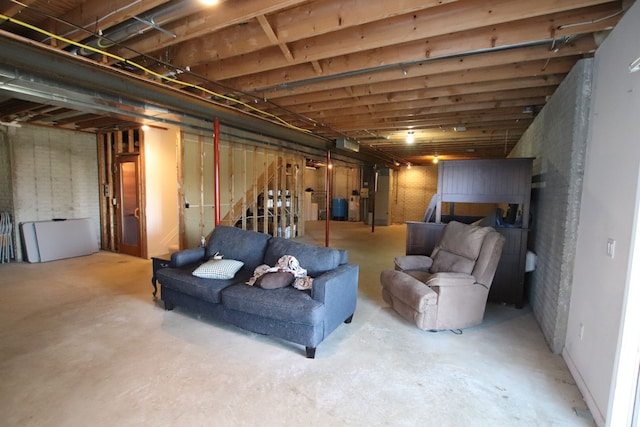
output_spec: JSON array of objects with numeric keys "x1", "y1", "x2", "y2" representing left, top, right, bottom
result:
[
  {"x1": 200, "y1": 0, "x2": 219, "y2": 5},
  {"x1": 453, "y1": 126, "x2": 467, "y2": 132},
  {"x1": 630, "y1": 56, "x2": 640, "y2": 73},
  {"x1": 433, "y1": 155, "x2": 439, "y2": 164},
  {"x1": 407, "y1": 162, "x2": 412, "y2": 169},
  {"x1": 406, "y1": 131, "x2": 414, "y2": 144}
]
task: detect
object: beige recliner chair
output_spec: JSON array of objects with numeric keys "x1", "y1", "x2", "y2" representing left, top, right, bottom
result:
[{"x1": 380, "y1": 221, "x2": 505, "y2": 331}]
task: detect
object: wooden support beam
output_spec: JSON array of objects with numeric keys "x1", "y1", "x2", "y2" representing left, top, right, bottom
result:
[
  {"x1": 257, "y1": 15, "x2": 294, "y2": 62},
  {"x1": 110, "y1": 0, "x2": 311, "y2": 61},
  {"x1": 311, "y1": 61, "x2": 323, "y2": 75}
]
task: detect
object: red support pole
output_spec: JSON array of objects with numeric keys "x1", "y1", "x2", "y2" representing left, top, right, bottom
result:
[
  {"x1": 325, "y1": 150, "x2": 331, "y2": 247},
  {"x1": 214, "y1": 119, "x2": 221, "y2": 226}
]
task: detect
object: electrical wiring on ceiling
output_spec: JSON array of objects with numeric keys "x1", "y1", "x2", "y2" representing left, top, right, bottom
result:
[{"x1": 0, "y1": 12, "x2": 312, "y2": 133}]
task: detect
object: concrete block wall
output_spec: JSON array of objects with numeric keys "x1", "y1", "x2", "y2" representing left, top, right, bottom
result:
[
  {"x1": 7, "y1": 125, "x2": 99, "y2": 261},
  {"x1": 509, "y1": 59, "x2": 592, "y2": 353}
]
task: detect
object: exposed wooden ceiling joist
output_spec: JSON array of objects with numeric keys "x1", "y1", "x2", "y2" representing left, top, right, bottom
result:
[{"x1": 0, "y1": 0, "x2": 631, "y2": 165}]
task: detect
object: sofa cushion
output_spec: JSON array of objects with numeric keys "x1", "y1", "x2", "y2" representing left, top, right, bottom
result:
[
  {"x1": 254, "y1": 271, "x2": 295, "y2": 289},
  {"x1": 206, "y1": 226, "x2": 271, "y2": 271},
  {"x1": 192, "y1": 259, "x2": 244, "y2": 279},
  {"x1": 264, "y1": 237, "x2": 343, "y2": 277},
  {"x1": 221, "y1": 284, "x2": 325, "y2": 325},
  {"x1": 157, "y1": 266, "x2": 253, "y2": 304}
]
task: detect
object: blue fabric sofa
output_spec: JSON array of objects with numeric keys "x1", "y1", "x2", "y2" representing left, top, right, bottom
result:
[{"x1": 155, "y1": 225, "x2": 359, "y2": 358}]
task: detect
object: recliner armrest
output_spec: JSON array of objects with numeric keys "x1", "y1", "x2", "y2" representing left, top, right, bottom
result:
[
  {"x1": 170, "y1": 247, "x2": 206, "y2": 267},
  {"x1": 380, "y1": 270, "x2": 437, "y2": 312},
  {"x1": 425, "y1": 272, "x2": 478, "y2": 288},
  {"x1": 394, "y1": 255, "x2": 433, "y2": 271}
]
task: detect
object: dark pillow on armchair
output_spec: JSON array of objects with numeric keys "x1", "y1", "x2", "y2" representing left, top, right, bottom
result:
[{"x1": 254, "y1": 272, "x2": 295, "y2": 289}]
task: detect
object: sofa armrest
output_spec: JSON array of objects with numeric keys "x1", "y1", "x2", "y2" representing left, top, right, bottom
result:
[
  {"x1": 170, "y1": 247, "x2": 206, "y2": 268},
  {"x1": 311, "y1": 263, "x2": 359, "y2": 333}
]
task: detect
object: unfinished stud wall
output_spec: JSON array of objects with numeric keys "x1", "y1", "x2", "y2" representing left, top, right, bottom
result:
[
  {"x1": 509, "y1": 59, "x2": 592, "y2": 353},
  {"x1": 179, "y1": 127, "x2": 312, "y2": 248}
]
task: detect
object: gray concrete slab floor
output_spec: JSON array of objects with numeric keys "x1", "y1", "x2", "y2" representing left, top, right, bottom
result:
[{"x1": 0, "y1": 221, "x2": 593, "y2": 426}]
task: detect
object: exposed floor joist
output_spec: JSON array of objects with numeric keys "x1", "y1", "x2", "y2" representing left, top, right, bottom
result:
[{"x1": 0, "y1": 0, "x2": 631, "y2": 165}]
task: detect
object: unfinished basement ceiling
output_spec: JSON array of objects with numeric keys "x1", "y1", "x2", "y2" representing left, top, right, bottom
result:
[{"x1": 0, "y1": 0, "x2": 633, "y2": 166}]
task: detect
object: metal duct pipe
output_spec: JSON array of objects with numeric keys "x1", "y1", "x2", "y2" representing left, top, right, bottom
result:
[
  {"x1": 0, "y1": 32, "x2": 384, "y2": 165},
  {"x1": 70, "y1": 0, "x2": 202, "y2": 56}
]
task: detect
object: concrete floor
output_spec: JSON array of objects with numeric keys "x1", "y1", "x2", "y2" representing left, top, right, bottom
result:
[{"x1": 0, "y1": 221, "x2": 593, "y2": 426}]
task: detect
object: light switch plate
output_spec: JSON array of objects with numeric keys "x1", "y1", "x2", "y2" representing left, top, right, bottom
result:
[{"x1": 607, "y1": 238, "x2": 616, "y2": 258}]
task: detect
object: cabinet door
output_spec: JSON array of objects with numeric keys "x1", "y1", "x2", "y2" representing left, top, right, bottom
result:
[{"x1": 488, "y1": 228, "x2": 528, "y2": 308}]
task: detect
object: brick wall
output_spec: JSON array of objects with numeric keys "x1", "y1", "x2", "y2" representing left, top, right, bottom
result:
[
  {"x1": 8, "y1": 125, "x2": 99, "y2": 261},
  {"x1": 509, "y1": 59, "x2": 592, "y2": 353},
  {"x1": 390, "y1": 165, "x2": 438, "y2": 223}
]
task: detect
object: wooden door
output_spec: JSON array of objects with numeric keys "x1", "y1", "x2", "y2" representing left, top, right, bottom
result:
[{"x1": 116, "y1": 154, "x2": 142, "y2": 257}]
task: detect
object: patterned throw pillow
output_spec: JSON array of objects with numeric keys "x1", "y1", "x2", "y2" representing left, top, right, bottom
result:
[{"x1": 192, "y1": 259, "x2": 244, "y2": 279}]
